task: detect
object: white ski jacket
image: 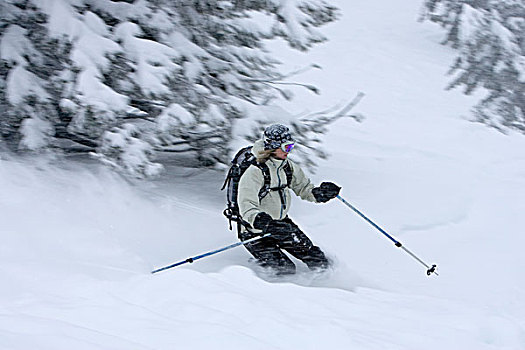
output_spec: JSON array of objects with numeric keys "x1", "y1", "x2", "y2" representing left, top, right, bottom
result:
[{"x1": 238, "y1": 140, "x2": 317, "y2": 231}]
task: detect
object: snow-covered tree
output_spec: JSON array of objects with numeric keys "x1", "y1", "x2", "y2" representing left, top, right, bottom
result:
[
  {"x1": 422, "y1": 0, "x2": 525, "y2": 133},
  {"x1": 0, "y1": 0, "x2": 342, "y2": 176}
]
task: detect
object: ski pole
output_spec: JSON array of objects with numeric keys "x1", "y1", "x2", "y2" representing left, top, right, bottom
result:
[
  {"x1": 151, "y1": 233, "x2": 271, "y2": 274},
  {"x1": 336, "y1": 195, "x2": 438, "y2": 276}
]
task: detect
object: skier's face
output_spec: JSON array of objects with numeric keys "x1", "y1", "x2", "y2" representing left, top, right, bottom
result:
[{"x1": 273, "y1": 148, "x2": 289, "y2": 160}]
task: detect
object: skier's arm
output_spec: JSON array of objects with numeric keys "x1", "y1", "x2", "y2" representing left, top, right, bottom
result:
[
  {"x1": 289, "y1": 161, "x2": 317, "y2": 202},
  {"x1": 238, "y1": 165, "x2": 265, "y2": 227}
]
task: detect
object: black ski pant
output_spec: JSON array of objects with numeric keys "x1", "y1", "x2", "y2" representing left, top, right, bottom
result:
[{"x1": 240, "y1": 217, "x2": 329, "y2": 275}]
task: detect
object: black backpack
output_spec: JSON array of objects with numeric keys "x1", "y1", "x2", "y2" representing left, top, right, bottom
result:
[{"x1": 221, "y1": 146, "x2": 293, "y2": 233}]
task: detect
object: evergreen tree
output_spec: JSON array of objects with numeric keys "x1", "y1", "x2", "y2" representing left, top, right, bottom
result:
[
  {"x1": 0, "y1": 0, "x2": 344, "y2": 176},
  {"x1": 422, "y1": 0, "x2": 525, "y2": 133}
]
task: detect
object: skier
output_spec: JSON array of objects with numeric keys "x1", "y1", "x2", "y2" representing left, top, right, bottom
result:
[{"x1": 237, "y1": 124, "x2": 341, "y2": 275}]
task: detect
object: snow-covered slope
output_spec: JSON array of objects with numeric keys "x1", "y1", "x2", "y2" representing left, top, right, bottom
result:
[{"x1": 2, "y1": 0, "x2": 525, "y2": 349}]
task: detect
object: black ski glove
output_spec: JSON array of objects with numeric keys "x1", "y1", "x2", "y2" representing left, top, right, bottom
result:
[
  {"x1": 312, "y1": 182, "x2": 341, "y2": 203},
  {"x1": 253, "y1": 212, "x2": 292, "y2": 241},
  {"x1": 253, "y1": 212, "x2": 273, "y2": 230}
]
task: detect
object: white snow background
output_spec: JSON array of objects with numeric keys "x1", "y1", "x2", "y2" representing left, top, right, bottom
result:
[{"x1": 2, "y1": 0, "x2": 525, "y2": 349}]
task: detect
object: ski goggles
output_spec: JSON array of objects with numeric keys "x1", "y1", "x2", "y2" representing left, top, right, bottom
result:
[{"x1": 281, "y1": 141, "x2": 295, "y2": 153}]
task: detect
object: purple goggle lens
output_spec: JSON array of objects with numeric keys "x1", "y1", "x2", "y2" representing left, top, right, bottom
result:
[{"x1": 281, "y1": 142, "x2": 295, "y2": 153}]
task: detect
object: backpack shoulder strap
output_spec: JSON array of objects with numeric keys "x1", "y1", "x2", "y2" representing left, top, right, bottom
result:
[
  {"x1": 255, "y1": 162, "x2": 271, "y2": 201},
  {"x1": 283, "y1": 161, "x2": 293, "y2": 187}
]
